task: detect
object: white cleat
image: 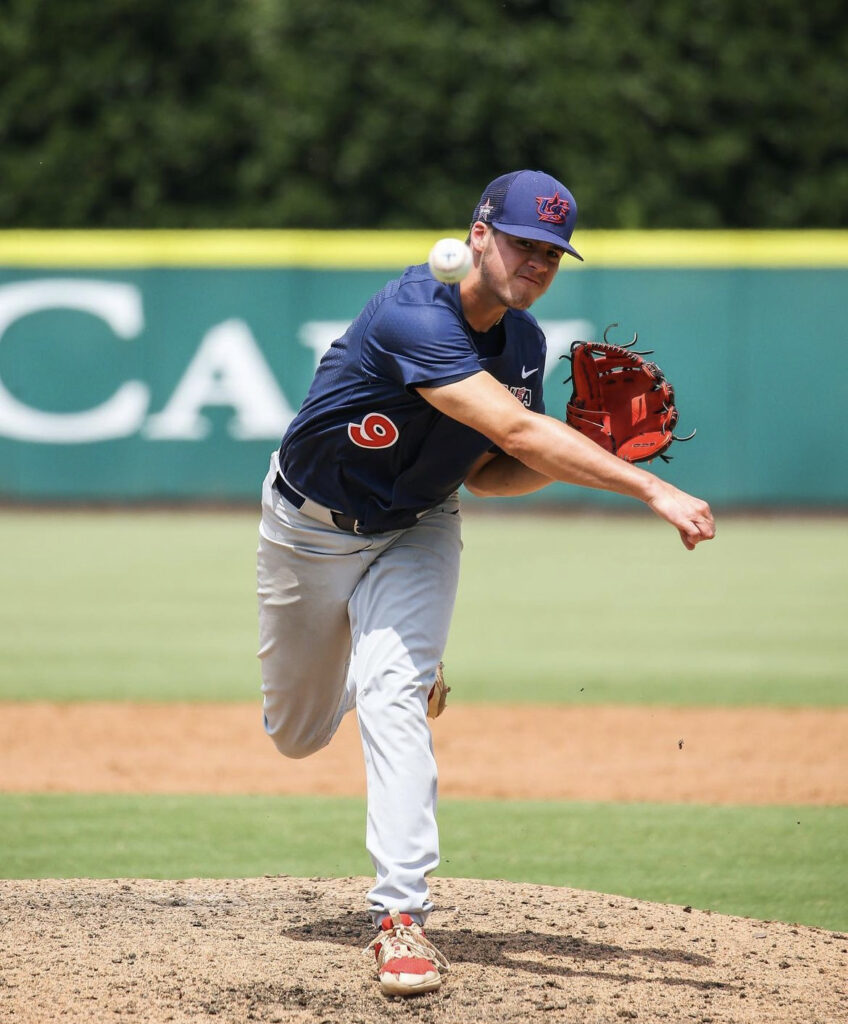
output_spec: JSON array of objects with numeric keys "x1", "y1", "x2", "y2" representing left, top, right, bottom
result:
[{"x1": 365, "y1": 909, "x2": 450, "y2": 996}]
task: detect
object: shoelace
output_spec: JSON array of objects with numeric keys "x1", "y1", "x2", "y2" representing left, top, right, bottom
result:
[{"x1": 364, "y1": 920, "x2": 451, "y2": 974}]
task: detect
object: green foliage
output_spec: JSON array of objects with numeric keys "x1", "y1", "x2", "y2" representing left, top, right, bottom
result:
[
  {"x1": 0, "y1": 0, "x2": 268, "y2": 227},
  {"x1": 1, "y1": 0, "x2": 846, "y2": 227},
  {"x1": 3, "y1": 794, "x2": 846, "y2": 929}
]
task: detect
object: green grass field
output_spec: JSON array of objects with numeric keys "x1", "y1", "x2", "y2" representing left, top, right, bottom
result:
[
  {"x1": 3, "y1": 795, "x2": 844, "y2": 930},
  {"x1": 1, "y1": 509, "x2": 845, "y2": 704},
  {"x1": 1, "y1": 508, "x2": 846, "y2": 929}
]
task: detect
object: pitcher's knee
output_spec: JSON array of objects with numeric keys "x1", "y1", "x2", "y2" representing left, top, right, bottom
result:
[{"x1": 263, "y1": 711, "x2": 329, "y2": 760}]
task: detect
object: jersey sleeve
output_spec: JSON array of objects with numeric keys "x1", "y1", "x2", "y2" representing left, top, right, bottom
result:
[{"x1": 361, "y1": 296, "x2": 482, "y2": 390}]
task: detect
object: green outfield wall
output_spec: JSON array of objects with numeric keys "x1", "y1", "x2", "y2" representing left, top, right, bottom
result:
[{"x1": 0, "y1": 231, "x2": 845, "y2": 506}]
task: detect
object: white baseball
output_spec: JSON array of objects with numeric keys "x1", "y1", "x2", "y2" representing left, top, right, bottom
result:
[{"x1": 428, "y1": 237, "x2": 472, "y2": 284}]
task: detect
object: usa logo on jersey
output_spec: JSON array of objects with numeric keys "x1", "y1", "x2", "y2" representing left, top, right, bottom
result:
[
  {"x1": 536, "y1": 191, "x2": 570, "y2": 224},
  {"x1": 507, "y1": 385, "x2": 532, "y2": 407}
]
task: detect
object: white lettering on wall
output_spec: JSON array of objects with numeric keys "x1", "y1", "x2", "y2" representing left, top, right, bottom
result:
[
  {"x1": 0, "y1": 279, "x2": 149, "y2": 443},
  {"x1": 143, "y1": 319, "x2": 294, "y2": 440},
  {"x1": 0, "y1": 279, "x2": 595, "y2": 447}
]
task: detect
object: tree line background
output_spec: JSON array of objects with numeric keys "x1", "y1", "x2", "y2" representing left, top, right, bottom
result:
[{"x1": 1, "y1": 0, "x2": 846, "y2": 230}]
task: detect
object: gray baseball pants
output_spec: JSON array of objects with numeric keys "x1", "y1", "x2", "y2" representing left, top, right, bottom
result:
[{"x1": 256, "y1": 454, "x2": 462, "y2": 924}]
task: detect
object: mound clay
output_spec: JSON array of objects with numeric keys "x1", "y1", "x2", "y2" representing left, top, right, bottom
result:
[{"x1": 2, "y1": 876, "x2": 846, "y2": 1023}]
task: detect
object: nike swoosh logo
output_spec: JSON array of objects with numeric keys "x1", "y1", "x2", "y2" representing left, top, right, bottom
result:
[{"x1": 521, "y1": 366, "x2": 539, "y2": 379}]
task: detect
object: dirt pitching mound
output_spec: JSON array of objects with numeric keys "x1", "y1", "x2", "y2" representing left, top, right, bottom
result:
[{"x1": 1, "y1": 876, "x2": 844, "y2": 1024}]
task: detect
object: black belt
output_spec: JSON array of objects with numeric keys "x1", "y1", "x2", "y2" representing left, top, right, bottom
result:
[{"x1": 273, "y1": 471, "x2": 360, "y2": 533}]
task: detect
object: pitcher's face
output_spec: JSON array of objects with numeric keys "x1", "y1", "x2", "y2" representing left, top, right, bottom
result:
[{"x1": 478, "y1": 227, "x2": 564, "y2": 310}]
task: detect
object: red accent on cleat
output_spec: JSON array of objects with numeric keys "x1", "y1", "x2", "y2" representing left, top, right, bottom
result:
[{"x1": 382, "y1": 956, "x2": 436, "y2": 976}]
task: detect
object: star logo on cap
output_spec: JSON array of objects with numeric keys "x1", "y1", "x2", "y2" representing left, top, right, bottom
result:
[
  {"x1": 478, "y1": 198, "x2": 494, "y2": 221},
  {"x1": 536, "y1": 191, "x2": 570, "y2": 224}
]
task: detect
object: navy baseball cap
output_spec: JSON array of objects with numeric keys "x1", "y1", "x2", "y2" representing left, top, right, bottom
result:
[{"x1": 471, "y1": 169, "x2": 583, "y2": 262}]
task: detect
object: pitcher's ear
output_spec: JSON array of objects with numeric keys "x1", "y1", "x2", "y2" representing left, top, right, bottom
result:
[{"x1": 468, "y1": 221, "x2": 489, "y2": 253}]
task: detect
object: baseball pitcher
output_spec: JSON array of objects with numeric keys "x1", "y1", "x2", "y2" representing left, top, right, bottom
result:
[{"x1": 256, "y1": 169, "x2": 715, "y2": 997}]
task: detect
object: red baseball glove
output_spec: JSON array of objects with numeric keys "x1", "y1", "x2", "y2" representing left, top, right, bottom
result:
[{"x1": 563, "y1": 324, "x2": 695, "y2": 464}]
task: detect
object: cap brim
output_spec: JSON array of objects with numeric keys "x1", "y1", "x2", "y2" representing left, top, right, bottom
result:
[{"x1": 491, "y1": 220, "x2": 583, "y2": 262}]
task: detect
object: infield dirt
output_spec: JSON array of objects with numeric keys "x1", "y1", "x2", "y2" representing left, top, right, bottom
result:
[{"x1": 2, "y1": 702, "x2": 846, "y2": 803}]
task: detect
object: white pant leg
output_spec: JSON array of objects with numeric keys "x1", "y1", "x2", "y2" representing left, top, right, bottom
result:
[
  {"x1": 257, "y1": 459, "x2": 376, "y2": 758},
  {"x1": 349, "y1": 498, "x2": 463, "y2": 925},
  {"x1": 257, "y1": 454, "x2": 463, "y2": 924}
]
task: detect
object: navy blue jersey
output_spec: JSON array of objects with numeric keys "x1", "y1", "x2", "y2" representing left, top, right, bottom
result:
[{"x1": 279, "y1": 263, "x2": 547, "y2": 532}]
